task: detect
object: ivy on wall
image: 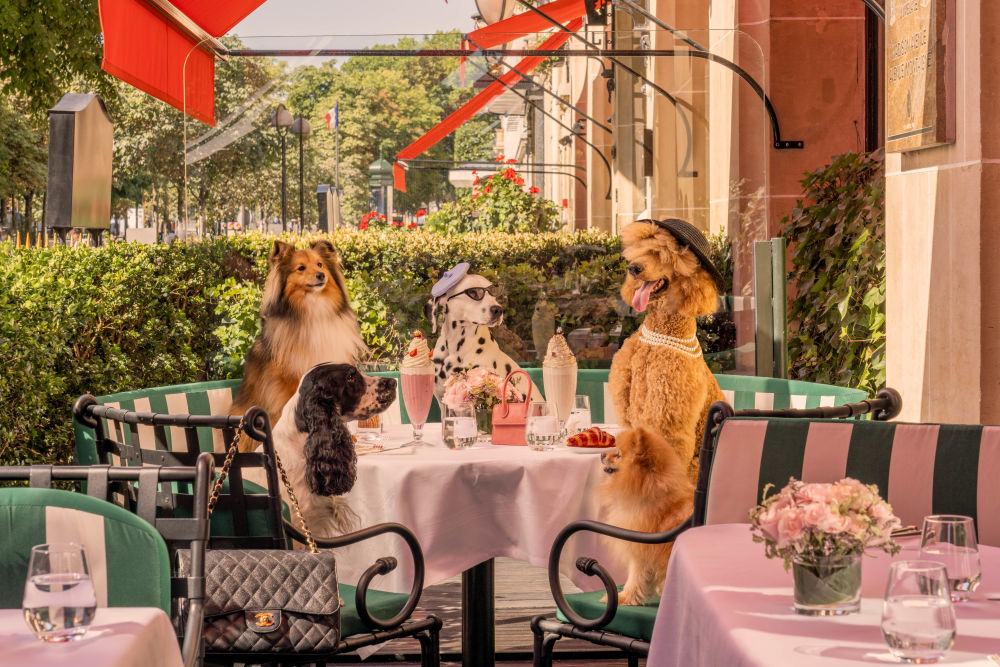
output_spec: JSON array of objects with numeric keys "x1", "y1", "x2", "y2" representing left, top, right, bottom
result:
[{"x1": 782, "y1": 151, "x2": 886, "y2": 394}]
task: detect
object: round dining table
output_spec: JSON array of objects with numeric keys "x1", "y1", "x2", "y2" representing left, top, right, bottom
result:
[
  {"x1": 0, "y1": 607, "x2": 183, "y2": 667},
  {"x1": 647, "y1": 523, "x2": 1000, "y2": 666},
  {"x1": 333, "y1": 423, "x2": 625, "y2": 666}
]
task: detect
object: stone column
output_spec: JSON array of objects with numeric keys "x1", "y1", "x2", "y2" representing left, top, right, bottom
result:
[{"x1": 886, "y1": 1, "x2": 996, "y2": 423}]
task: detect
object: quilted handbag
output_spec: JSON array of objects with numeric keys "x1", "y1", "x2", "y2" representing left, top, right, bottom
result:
[
  {"x1": 491, "y1": 369, "x2": 533, "y2": 446},
  {"x1": 177, "y1": 548, "x2": 340, "y2": 653},
  {"x1": 177, "y1": 429, "x2": 341, "y2": 653}
]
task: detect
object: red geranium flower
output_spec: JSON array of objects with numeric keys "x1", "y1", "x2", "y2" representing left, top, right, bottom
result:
[
  {"x1": 379, "y1": 214, "x2": 386, "y2": 220},
  {"x1": 506, "y1": 158, "x2": 516, "y2": 164},
  {"x1": 515, "y1": 177, "x2": 525, "y2": 186},
  {"x1": 503, "y1": 168, "x2": 516, "y2": 179},
  {"x1": 416, "y1": 208, "x2": 427, "y2": 217},
  {"x1": 359, "y1": 221, "x2": 369, "y2": 230},
  {"x1": 473, "y1": 176, "x2": 480, "y2": 185},
  {"x1": 391, "y1": 220, "x2": 402, "y2": 227},
  {"x1": 472, "y1": 192, "x2": 480, "y2": 199},
  {"x1": 495, "y1": 154, "x2": 505, "y2": 163},
  {"x1": 407, "y1": 222, "x2": 418, "y2": 229},
  {"x1": 483, "y1": 185, "x2": 491, "y2": 194},
  {"x1": 529, "y1": 186, "x2": 540, "y2": 194}
]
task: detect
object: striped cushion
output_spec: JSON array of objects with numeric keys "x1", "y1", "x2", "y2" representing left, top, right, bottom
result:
[
  {"x1": 704, "y1": 419, "x2": 1000, "y2": 547},
  {"x1": 0, "y1": 488, "x2": 171, "y2": 612}
]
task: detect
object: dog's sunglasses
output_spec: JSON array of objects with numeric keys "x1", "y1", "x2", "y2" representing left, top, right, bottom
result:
[{"x1": 446, "y1": 284, "x2": 503, "y2": 301}]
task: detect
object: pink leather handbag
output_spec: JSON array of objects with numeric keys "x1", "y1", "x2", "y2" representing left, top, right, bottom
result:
[{"x1": 491, "y1": 370, "x2": 533, "y2": 446}]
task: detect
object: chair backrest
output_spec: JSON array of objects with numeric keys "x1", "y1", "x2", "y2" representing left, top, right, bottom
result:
[
  {"x1": 73, "y1": 395, "x2": 287, "y2": 550},
  {"x1": 700, "y1": 416, "x2": 1000, "y2": 547},
  {"x1": 0, "y1": 487, "x2": 171, "y2": 611}
]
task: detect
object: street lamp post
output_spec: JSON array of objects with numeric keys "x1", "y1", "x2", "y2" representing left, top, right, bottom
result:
[
  {"x1": 270, "y1": 104, "x2": 293, "y2": 232},
  {"x1": 291, "y1": 117, "x2": 311, "y2": 233},
  {"x1": 368, "y1": 157, "x2": 393, "y2": 218}
]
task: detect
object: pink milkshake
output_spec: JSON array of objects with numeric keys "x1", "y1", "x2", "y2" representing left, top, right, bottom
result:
[{"x1": 400, "y1": 331, "x2": 435, "y2": 445}]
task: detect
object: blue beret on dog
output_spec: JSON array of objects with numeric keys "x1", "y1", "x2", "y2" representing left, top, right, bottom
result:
[{"x1": 431, "y1": 262, "x2": 470, "y2": 297}]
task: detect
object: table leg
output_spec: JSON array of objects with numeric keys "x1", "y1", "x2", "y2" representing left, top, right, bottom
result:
[{"x1": 462, "y1": 558, "x2": 495, "y2": 667}]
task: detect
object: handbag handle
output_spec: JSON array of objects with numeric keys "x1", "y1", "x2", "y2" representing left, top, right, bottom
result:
[{"x1": 498, "y1": 369, "x2": 533, "y2": 417}]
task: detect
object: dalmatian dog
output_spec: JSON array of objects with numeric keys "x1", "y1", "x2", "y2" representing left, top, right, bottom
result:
[{"x1": 425, "y1": 263, "x2": 542, "y2": 405}]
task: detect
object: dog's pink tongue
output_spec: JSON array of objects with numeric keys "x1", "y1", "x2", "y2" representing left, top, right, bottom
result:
[{"x1": 632, "y1": 281, "x2": 655, "y2": 312}]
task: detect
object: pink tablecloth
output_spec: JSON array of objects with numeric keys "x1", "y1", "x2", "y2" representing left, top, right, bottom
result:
[
  {"x1": 0, "y1": 607, "x2": 183, "y2": 667},
  {"x1": 647, "y1": 524, "x2": 1000, "y2": 666},
  {"x1": 332, "y1": 424, "x2": 625, "y2": 593}
]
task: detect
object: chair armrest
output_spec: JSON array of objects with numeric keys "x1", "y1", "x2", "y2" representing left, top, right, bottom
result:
[
  {"x1": 282, "y1": 520, "x2": 424, "y2": 630},
  {"x1": 546, "y1": 515, "x2": 693, "y2": 630}
]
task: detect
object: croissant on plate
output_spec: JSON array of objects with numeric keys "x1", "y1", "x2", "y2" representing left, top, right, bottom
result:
[{"x1": 566, "y1": 427, "x2": 616, "y2": 448}]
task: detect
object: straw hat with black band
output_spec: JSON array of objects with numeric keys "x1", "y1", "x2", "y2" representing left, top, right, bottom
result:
[{"x1": 637, "y1": 218, "x2": 725, "y2": 291}]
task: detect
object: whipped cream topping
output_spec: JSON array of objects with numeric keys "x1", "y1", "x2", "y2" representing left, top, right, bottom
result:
[
  {"x1": 400, "y1": 331, "x2": 434, "y2": 374},
  {"x1": 543, "y1": 329, "x2": 577, "y2": 368}
]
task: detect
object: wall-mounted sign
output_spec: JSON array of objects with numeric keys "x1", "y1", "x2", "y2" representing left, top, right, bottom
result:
[{"x1": 885, "y1": 0, "x2": 955, "y2": 152}]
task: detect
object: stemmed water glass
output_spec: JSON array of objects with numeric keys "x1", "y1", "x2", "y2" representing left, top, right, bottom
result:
[
  {"x1": 22, "y1": 543, "x2": 97, "y2": 642},
  {"x1": 919, "y1": 515, "x2": 981, "y2": 601},
  {"x1": 881, "y1": 560, "x2": 956, "y2": 663}
]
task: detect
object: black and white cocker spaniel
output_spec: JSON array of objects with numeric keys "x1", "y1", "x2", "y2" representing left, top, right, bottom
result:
[{"x1": 271, "y1": 362, "x2": 397, "y2": 536}]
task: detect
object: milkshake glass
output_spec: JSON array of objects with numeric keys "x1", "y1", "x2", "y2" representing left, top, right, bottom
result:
[
  {"x1": 400, "y1": 331, "x2": 435, "y2": 446},
  {"x1": 542, "y1": 329, "x2": 578, "y2": 429}
]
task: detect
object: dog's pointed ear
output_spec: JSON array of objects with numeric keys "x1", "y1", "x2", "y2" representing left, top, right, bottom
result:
[
  {"x1": 270, "y1": 240, "x2": 293, "y2": 266},
  {"x1": 425, "y1": 297, "x2": 440, "y2": 334}
]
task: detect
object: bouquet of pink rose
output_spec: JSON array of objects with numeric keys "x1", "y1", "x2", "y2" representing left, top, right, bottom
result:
[
  {"x1": 749, "y1": 477, "x2": 902, "y2": 570},
  {"x1": 443, "y1": 367, "x2": 519, "y2": 411}
]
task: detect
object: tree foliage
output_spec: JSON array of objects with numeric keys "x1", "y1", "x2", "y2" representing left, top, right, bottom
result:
[{"x1": 782, "y1": 151, "x2": 885, "y2": 393}]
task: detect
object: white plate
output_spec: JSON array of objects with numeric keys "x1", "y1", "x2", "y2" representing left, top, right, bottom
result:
[{"x1": 565, "y1": 445, "x2": 615, "y2": 454}]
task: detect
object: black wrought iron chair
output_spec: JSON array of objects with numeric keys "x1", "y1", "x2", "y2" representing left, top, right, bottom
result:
[
  {"x1": 73, "y1": 394, "x2": 442, "y2": 666},
  {"x1": 0, "y1": 454, "x2": 213, "y2": 667},
  {"x1": 530, "y1": 388, "x2": 903, "y2": 666}
]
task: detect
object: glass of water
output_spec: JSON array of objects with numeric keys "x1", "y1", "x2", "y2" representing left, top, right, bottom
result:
[
  {"x1": 564, "y1": 395, "x2": 592, "y2": 436},
  {"x1": 919, "y1": 515, "x2": 981, "y2": 601},
  {"x1": 357, "y1": 413, "x2": 383, "y2": 445},
  {"x1": 23, "y1": 543, "x2": 97, "y2": 642},
  {"x1": 526, "y1": 402, "x2": 560, "y2": 451},
  {"x1": 443, "y1": 404, "x2": 477, "y2": 449},
  {"x1": 881, "y1": 560, "x2": 956, "y2": 663}
]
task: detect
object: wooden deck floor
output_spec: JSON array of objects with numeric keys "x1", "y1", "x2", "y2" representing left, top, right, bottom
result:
[{"x1": 346, "y1": 557, "x2": 644, "y2": 665}]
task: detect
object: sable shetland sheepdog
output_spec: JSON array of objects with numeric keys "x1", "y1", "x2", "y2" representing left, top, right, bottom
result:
[
  {"x1": 230, "y1": 239, "x2": 366, "y2": 450},
  {"x1": 597, "y1": 426, "x2": 694, "y2": 605}
]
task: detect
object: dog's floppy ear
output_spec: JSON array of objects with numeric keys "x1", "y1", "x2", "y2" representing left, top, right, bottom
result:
[
  {"x1": 295, "y1": 370, "x2": 357, "y2": 496},
  {"x1": 425, "y1": 297, "x2": 440, "y2": 334},
  {"x1": 269, "y1": 240, "x2": 293, "y2": 266}
]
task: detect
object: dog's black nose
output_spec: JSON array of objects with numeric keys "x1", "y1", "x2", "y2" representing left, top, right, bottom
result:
[
  {"x1": 315, "y1": 272, "x2": 325, "y2": 282},
  {"x1": 489, "y1": 305, "x2": 503, "y2": 319},
  {"x1": 627, "y1": 263, "x2": 643, "y2": 278}
]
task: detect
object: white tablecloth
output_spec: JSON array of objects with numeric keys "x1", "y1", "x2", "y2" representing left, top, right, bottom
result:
[
  {"x1": 333, "y1": 424, "x2": 624, "y2": 593},
  {"x1": 0, "y1": 607, "x2": 183, "y2": 667},
  {"x1": 647, "y1": 524, "x2": 1000, "y2": 666}
]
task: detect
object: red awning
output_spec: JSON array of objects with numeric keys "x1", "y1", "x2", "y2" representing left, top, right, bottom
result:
[
  {"x1": 395, "y1": 15, "x2": 585, "y2": 191},
  {"x1": 99, "y1": 0, "x2": 267, "y2": 126},
  {"x1": 465, "y1": 0, "x2": 597, "y2": 50}
]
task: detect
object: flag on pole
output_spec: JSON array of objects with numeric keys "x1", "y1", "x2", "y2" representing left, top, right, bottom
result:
[{"x1": 323, "y1": 104, "x2": 339, "y2": 131}]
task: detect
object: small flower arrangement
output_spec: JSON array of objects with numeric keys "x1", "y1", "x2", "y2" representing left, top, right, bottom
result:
[
  {"x1": 443, "y1": 367, "x2": 518, "y2": 411},
  {"x1": 749, "y1": 477, "x2": 901, "y2": 570}
]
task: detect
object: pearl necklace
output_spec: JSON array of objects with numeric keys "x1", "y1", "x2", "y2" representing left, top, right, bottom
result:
[{"x1": 638, "y1": 325, "x2": 703, "y2": 357}]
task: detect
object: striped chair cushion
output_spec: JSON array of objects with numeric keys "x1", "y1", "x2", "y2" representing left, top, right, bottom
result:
[
  {"x1": 704, "y1": 419, "x2": 1000, "y2": 547},
  {"x1": 0, "y1": 488, "x2": 171, "y2": 611}
]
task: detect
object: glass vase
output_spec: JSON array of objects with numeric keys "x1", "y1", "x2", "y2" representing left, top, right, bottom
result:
[
  {"x1": 792, "y1": 553, "x2": 862, "y2": 616},
  {"x1": 475, "y1": 407, "x2": 493, "y2": 442}
]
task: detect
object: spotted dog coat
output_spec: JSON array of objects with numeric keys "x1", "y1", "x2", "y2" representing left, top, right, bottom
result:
[{"x1": 428, "y1": 273, "x2": 542, "y2": 404}]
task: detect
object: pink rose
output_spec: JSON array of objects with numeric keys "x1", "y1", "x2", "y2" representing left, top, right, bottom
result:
[
  {"x1": 816, "y1": 511, "x2": 852, "y2": 535},
  {"x1": 801, "y1": 502, "x2": 834, "y2": 529},
  {"x1": 756, "y1": 506, "x2": 781, "y2": 542},
  {"x1": 798, "y1": 483, "x2": 836, "y2": 505},
  {"x1": 776, "y1": 509, "x2": 806, "y2": 548}
]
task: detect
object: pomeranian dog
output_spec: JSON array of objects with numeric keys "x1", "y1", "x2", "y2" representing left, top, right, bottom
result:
[
  {"x1": 230, "y1": 239, "x2": 366, "y2": 451},
  {"x1": 598, "y1": 426, "x2": 695, "y2": 605}
]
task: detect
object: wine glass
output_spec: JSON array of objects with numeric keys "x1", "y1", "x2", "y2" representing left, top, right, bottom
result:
[
  {"x1": 565, "y1": 395, "x2": 592, "y2": 436},
  {"x1": 919, "y1": 515, "x2": 981, "y2": 601},
  {"x1": 443, "y1": 404, "x2": 477, "y2": 449},
  {"x1": 526, "y1": 402, "x2": 560, "y2": 451},
  {"x1": 22, "y1": 543, "x2": 97, "y2": 642},
  {"x1": 881, "y1": 560, "x2": 956, "y2": 663},
  {"x1": 400, "y1": 370, "x2": 434, "y2": 446}
]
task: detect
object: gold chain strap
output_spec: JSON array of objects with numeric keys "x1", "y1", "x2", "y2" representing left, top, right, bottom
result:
[{"x1": 207, "y1": 418, "x2": 319, "y2": 554}]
